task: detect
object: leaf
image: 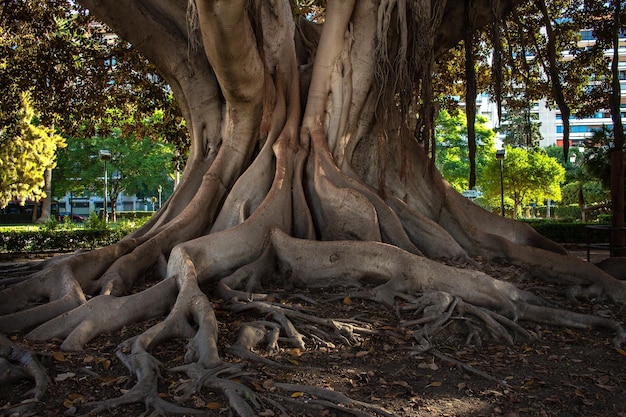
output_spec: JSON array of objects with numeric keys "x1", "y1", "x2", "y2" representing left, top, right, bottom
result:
[
  {"x1": 206, "y1": 402, "x2": 222, "y2": 409},
  {"x1": 355, "y1": 350, "x2": 369, "y2": 358},
  {"x1": 291, "y1": 391, "x2": 304, "y2": 398},
  {"x1": 289, "y1": 348, "x2": 303, "y2": 357},
  {"x1": 99, "y1": 358, "x2": 111, "y2": 369},
  {"x1": 343, "y1": 296, "x2": 353, "y2": 305},
  {"x1": 288, "y1": 359, "x2": 299, "y2": 365},
  {"x1": 425, "y1": 381, "x2": 443, "y2": 388},
  {"x1": 53, "y1": 351, "x2": 65, "y2": 362},
  {"x1": 616, "y1": 348, "x2": 626, "y2": 356},
  {"x1": 54, "y1": 372, "x2": 75, "y2": 382}
]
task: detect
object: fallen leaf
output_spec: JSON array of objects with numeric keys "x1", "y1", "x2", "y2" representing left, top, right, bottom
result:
[
  {"x1": 54, "y1": 372, "x2": 75, "y2": 382},
  {"x1": 291, "y1": 391, "x2": 304, "y2": 398},
  {"x1": 425, "y1": 381, "x2": 442, "y2": 388},
  {"x1": 457, "y1": 382, "x2": 467, "y2": 390},
  {"x1": 262, "y1": 379, "x2": 275, "y2": 389},
  {"x1": 616, "y1": 348, "x2": 626, "y2": 356},
  {"x1": 96, "y1": 357, "x2": 111, "y2": 369},
  {"x1": 206, "y1": 402, "x2": 222, "y2": 409},
  {"x1": 289, "y1": 348, "x2": 303, "y2": 357},
  {"x1": 53, "y1": 351, "x2": 65, "y2": 362},
  {"x1": 355, "y1": 351, "x2": 369, "y2": 358},
  {"x1": 343, "y1": 296, "x2": 353, "y2": 305}
]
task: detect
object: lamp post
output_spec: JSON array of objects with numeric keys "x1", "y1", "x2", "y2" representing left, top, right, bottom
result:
[
  {"x1": 98, "y1": 150, "x2": 112, "y2": 222},
  {"x1": 174, "y1": 150, "x2": 181, "y2": 190},
  {"x1": 158, "y1": 185, "x2": 162, "y2": 209},
  {"x1": 496, "y1": 149, "x2": 506, "y2": 217}
]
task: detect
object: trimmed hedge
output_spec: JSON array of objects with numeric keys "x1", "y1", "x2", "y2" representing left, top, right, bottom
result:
[
  {"x1": 0, "y1": 229, "x2": 128, "y2": 252},
  {"x1": 0, "y1": 220, "x2": 613, "y2": 253},
  {"x1": 522, "y1": 220, "x2": 611, "y2": 245}
]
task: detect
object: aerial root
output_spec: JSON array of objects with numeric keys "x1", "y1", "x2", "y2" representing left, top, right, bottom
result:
[{"x1": 0, "y1": 334, "x2": 49, "y2": 414}]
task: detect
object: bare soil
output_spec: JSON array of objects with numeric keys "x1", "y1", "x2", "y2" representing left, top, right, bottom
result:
[{"x1": 1, "y1": 251, "x2": 625, "y2": 417}]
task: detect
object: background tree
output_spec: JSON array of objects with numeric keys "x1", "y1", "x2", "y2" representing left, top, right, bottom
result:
[
  {"x1": 55, "y1": 129, "x2": 176, "y2": 220},
  {"x1": 0, "y1": 93, "x2": 65, "y2": 208},
  {"x1": 483, "y1": 146, "x2": 565, "y2": 216},
  {"x1": 0, "y1": 0, "x2": 188, "y2": 221},
  {"x1": 435, "y1": 110, "x2": 496, "y2": 192},
  {"x1": 2, "y1": 1, "x2": 626, "y2": 416},
  {"x1": 498, "y1": 107, "x2": 543, "y2": 147}
]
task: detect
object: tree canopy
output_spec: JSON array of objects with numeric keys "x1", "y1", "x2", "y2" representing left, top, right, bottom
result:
[
  {"x1": 0, "y1": 93, "x2": 65, "y2": 207},
  {"x1": 483, "y1": 146, "x2": 565, "y2": 216}
]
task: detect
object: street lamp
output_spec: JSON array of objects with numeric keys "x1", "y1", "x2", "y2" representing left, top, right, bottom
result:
[
  {"x1": 158, "y1": 185, "x2": 162, "y2": 209},
  {"x1": 174, "y1": 150, "x2": 181, "y2": 190},
  {"x1": 99, "y1": 150, "x2": 112, "y2": 222},
  {"x1": 496, "y1": 149, "x2": 506, "y2": 217}
]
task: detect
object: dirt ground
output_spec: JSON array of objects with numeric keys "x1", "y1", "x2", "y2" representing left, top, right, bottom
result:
[{"x1": 1, "y1": 250, "x2": 625, "y2": 417}]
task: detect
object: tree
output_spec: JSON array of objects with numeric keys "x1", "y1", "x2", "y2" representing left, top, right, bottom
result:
[
  {"x1": 435, "y1": 110, "x2": 496, "y2": 192},
  {"x1": 2, "y1": 1, "x2": 626, "y2": 416},
  {"x1": 0, "y1": 93, "x2": 65, "y2": 208},
  {"x1": 54, "y1": 131, "x2": 176, "y2": 220},
  {"x1": 499, "y1": 107, "x2": 543, "y2": 147},
  {"x1": 483, "y1": 146, "x2": 565, "y2": 217}
]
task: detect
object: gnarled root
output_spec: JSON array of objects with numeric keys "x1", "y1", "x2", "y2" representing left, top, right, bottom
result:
[{"x1": 0, "y1": 334, "x2": 49, "y2": 415}]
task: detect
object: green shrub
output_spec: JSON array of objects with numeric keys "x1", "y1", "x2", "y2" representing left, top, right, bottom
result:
[
  {"x1": 521, "y1": 219, "x2": 610, "y2": 244},
  {"x1": 0, "y1": 229, "x2": 130, "y2": 252},
  {"x1": 84, "y1": 212, "x2": 107, "y2": 230}
]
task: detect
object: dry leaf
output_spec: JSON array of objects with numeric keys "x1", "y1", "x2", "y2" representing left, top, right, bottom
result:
[
  {"x1": 289, "y1": 348, "x2": 303, "y2": 357},
  {"x1": 355, "y1": 350, "x2": 369, "y2": 358},
  {"x1": 343, "y1": 296, "x2": 353, "y2": 305},
  {"x1": 100, "y1": 359, "x2": 111, "y2": 370},
  {"x1": 262, "y1": 379, "x2": 275, "y2": 389},
  {"x1": 291, "y1": 391, "x2": 304, "y2": 398},
  {"x1": 54, "y1": 372, "x2": 75, "y2": 382},
  {"x1": 206, "y1": 402, "x2": 222, "y2": 409},
  {"x1": 425, "y1": 381, "x2": 442, "y2": 388},
  {"x1": 53, "y1": 351, "x2": 65, "y2": 362}
]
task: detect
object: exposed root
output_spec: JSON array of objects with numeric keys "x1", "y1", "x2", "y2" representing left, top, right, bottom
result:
[{"x1": 0, "y1": 334, "x2": 49, "y2": 414}]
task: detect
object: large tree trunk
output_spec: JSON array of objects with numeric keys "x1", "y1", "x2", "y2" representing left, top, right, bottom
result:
[{"x1": 2, "y1": 1, "x2": 625, "y2": 415}]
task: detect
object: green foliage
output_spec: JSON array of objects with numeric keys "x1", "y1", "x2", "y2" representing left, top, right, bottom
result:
[
  {"x1": 83, "y1": 212, "x2": 107, "y2": 230},
  {"x1": 561, "y1": 181, "x2": 609, "y2": 206},
  {"x1": 584, "y1": 126, "x2": 618, "y2": 190},
  {"x1": 0, "y1": 229, "x2": 127, "y2": 252},
  {"x1": 0, "y1": 94, "x2": 65, "y2": 207},
  {"x1": 0, "y1": 1, "x2": 188, "y2": 150},
  {"x1": 434, "y1": 110, "x2": 496, "y2": 192},
  {"x1": 54, "y1": 131, "x2": 176, "y2": 210},
  {"x1": 482, "y1": 147, "x2": 565, "y2": 217},
  {"x1": 521, "y1": 220, "x2": 594, "y2": 245},
  {"x1": 498, "y1": 108, "x2": 542, "y2": 148}
]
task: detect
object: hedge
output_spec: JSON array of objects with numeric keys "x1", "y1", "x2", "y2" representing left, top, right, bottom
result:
[
  {"x1": 0, "y1": 221, "x2": 613, "y2": 253},
  {"x1": 0, "y1": 229, "x2": 128, "y2": 253},
  {"x1": 521, "y1": 220, "x2": 611, "y2": 245}
]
